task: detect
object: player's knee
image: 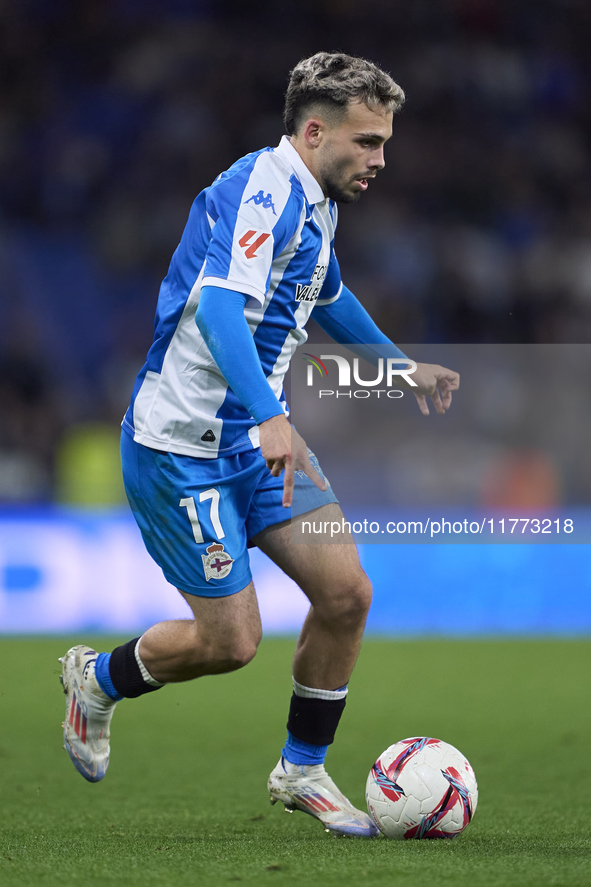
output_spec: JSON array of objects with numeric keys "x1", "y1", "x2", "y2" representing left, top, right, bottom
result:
[
  {"x1": 224, "y1": 637, "x2": 260, "y2": 670},
  {"x1": 342, "y1": 572, "x2": 373, "y2": 623},
  {"x1": 200, "y1": 628, "x2": 261, "y2": 672},
  {"x1": 317, "y1": 571, "x2": 372, "y2": 628}
]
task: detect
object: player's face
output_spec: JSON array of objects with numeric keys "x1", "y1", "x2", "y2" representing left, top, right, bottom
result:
[{"x1": 317, "y1": 101, "x2": 393, "y2": 204}]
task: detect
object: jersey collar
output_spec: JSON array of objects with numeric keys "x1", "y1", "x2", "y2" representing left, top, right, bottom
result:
[{"x1": 275, "y1": 136, "x2": 326, "y2": 205}]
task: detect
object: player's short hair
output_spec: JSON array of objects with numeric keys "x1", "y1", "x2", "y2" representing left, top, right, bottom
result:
[{"x1": 284, "y1": 52, "x2": 405, "y2": 135}]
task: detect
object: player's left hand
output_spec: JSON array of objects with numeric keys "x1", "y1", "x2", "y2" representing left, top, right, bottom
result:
[
  {"x1": 258, "y1": 414, "x2": 328, "y2": 508},
  {"x1": 403, "y1": 363, "x2": 460, "y2": 416}
]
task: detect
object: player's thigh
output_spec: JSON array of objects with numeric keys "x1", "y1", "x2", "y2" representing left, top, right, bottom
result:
[
  {"x1": 251, "y1": 503, "x2": 371, "y2": 614},
  {"x1": 121, "y1": 432, "x2": 259, "y2": 597},
  {"x1": 178, "y1": 580, "x2": 262, "y2": 653}
]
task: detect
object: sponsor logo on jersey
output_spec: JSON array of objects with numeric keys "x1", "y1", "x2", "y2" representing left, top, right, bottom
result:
[
  {"x1": 295, "y1": 263, "x2": 327, "y2": 302},
  {"x1": 238, "y1": 229, "x2": 271, "y2": 259},
  {"x1": 244, "y1": 190, "x2": 277, "y2": 215},
  {"x1": 202, "y1": 542, "x2": 234, "y2": 581}
]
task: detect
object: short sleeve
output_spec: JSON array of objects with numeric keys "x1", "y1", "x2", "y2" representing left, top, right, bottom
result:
[{"x1": 202, "y1": 151, "x2": 296, "y2": 306}]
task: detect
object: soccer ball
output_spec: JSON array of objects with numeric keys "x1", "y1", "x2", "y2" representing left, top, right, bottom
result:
[{"x1": 365, "y1": 737, "x2": 478, "y2": 839}]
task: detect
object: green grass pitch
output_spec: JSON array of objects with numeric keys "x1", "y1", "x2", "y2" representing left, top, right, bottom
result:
[{"x1": 1, "y1": 638, "x2": 590, "y2": 887}]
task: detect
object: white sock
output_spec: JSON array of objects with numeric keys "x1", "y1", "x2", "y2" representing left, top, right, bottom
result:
[
  {"x1": 134, "y1": 638, "x2": 166, "y2": 687},
  {"x1": 292, "y1": 677, "x2": 348, "y2": 701}
]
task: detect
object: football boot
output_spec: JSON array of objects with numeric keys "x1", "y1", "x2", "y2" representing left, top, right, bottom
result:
[
  {"x1": 268, "y1": 757, "x2": 379, "y2": 837},
  {"x1": 59, "y1": 645, "x2": 117, "y2": 783}
]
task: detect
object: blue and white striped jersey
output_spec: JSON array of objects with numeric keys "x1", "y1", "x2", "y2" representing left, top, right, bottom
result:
[{"x1": 122, "y1": 136, "x2": 342, "y2": 458}]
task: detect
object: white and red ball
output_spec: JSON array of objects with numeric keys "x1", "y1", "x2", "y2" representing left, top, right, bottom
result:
[{"x1": 366, "y1": 737, "x2": 478, "y2": 839}]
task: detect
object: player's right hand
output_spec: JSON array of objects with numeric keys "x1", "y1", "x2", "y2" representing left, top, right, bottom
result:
[{"x1": 258, "y1": 415, "x2": 327, "y2": 508}]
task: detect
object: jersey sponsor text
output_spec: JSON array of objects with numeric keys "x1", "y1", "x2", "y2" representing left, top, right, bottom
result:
[{"x1": 295, "y1": 263, "x2": 327, "y2": 302}]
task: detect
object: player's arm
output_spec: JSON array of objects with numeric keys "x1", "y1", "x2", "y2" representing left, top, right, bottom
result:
[
  {"x1": 313, "y1": 284, "x2": 459, "y2": 415},
  {"x1": 196, "y1": 286, "x2": 327, "y2": 506}
]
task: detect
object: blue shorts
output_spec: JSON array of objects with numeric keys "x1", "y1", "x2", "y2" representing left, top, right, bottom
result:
[{"x1": 121, "y1": 430, "x2": 338, "y2": 597}]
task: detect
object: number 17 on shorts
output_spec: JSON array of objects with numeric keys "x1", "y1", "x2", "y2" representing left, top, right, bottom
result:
[{"x1": 179, "y1": 493, "x2": 235, "y2": 582}]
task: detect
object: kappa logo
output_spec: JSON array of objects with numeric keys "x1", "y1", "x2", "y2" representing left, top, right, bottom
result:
[
  {"x1": 244, "y1": 190, "x2": 277, "y2": 215},
  {"x1": 238, "y1": 229, "x2": 271, "y2": 259},
  {"x1": 202, "y1": 542, "x2": 234, "y2": 581}
]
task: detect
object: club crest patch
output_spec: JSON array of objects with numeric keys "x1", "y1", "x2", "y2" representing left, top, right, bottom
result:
[{"x1": 201, "y1": 542, "x2": 234, "y2": 581}]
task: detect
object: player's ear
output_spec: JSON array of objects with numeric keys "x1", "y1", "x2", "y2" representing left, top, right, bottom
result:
[{"x1": 302, "y1": 118, "x2": 324, "y2": 149}]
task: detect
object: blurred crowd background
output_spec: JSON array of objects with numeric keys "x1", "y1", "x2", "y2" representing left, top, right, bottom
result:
[{"x1": 1, "y1": 0, "x2": 591, "y2": 505}]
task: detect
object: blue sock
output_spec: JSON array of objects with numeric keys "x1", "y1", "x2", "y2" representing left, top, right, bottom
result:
[
  {"x1": 281, "y1": 731, "x2": 328, "y2": 767},
  {"x1": 95, "y1": 653, "x2": 123, "y2": 701}
]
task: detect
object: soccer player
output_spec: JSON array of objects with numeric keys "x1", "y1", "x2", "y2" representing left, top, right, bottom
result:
[{"x1": 60, "y1": 52, "x2": 459, "y2": 837}]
